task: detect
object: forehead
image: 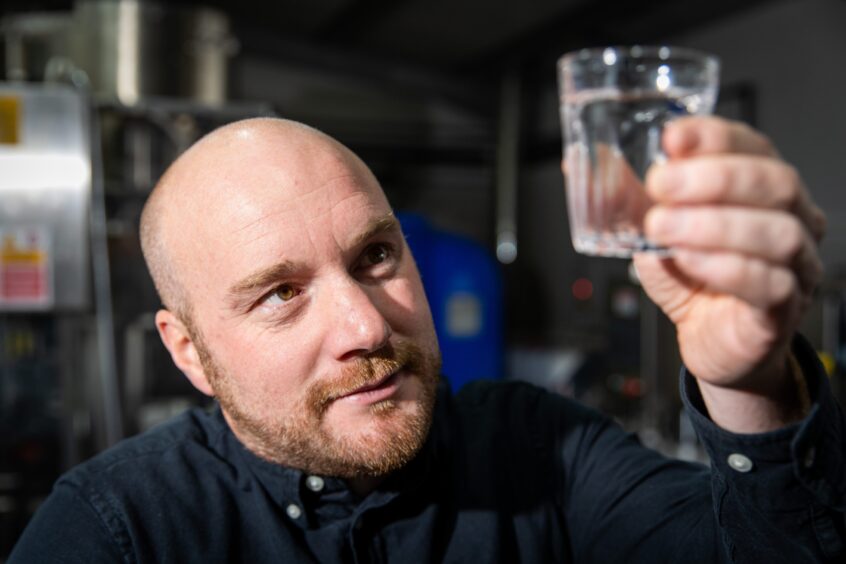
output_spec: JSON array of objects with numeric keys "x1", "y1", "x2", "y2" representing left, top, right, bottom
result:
[
  {"x1": 227, "y1": 176, "x2": 388, "y2": 255},
  {"x1": 181, "y1": 142, "x2": 392, "y2": 292}
]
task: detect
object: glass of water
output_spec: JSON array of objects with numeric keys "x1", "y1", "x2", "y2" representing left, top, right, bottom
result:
[{"x1": 558, "y1": 46, "x2": 720, "y2": 258}]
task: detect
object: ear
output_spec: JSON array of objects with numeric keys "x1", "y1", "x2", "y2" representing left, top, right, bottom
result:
[{"x1": 155, "y1": 309, "x2": 215, "y2": 397}]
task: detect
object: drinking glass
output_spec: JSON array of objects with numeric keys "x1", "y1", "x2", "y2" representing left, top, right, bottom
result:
[{"x1": 558, "y1": 46, "x2": 720, "y2": 257}]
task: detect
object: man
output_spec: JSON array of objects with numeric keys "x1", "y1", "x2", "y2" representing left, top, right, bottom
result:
[{"x1": 10, "y1": 117, "x2": 845, "y2": 562}]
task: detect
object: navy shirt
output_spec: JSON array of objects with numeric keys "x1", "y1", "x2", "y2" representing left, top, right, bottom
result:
[{"x1": 9, "y1": 337, "x2": 846, "y2": 563}]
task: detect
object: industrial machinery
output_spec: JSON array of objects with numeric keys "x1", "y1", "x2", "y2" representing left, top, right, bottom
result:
[{"x1": 0, "y1": 3, "x2": 269, "y2": 557}]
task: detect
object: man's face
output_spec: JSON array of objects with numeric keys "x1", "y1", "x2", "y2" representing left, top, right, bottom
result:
[{"x1": 176, "y1": 134, "x2": 441, "y2": 478}]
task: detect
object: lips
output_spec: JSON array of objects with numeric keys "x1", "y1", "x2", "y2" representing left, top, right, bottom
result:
[{"x1": 338, "y1": 369, "x2": 400, "y2": 399}]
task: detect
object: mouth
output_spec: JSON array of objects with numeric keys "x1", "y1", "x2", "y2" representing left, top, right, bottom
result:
[{"x1": 336, "y1": 367, "x2": 405, "y2": 404}]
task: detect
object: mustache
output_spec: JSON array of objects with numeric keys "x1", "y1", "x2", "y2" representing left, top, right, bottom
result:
[{"x1": 307, "y1": 340, "x2": 429, "y2": 413}]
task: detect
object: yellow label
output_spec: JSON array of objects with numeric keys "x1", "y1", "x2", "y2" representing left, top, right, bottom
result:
[
  {"x1": 0, "y1": 96, "x2": 21, "y2": 144},
  {"x1": 1, "y1": 235, "x2": 44, "y2": 264}
]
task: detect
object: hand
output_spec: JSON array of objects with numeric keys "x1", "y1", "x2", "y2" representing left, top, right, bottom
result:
[{"x1": 634, "y1": 116, "x2": 825, "y2": 431}]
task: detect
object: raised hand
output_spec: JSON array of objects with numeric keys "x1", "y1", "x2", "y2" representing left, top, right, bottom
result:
[{"x1": 633, "y1": 116, "x2": 825, "y2": 432}]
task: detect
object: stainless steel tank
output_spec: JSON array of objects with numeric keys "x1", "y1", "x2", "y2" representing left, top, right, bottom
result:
[
  {"x1": 0, "y1": 13, "x2": 73, "y2": 82},
  {"x1": 70, "y1": 0, "x2": 238, "y2": 105}
]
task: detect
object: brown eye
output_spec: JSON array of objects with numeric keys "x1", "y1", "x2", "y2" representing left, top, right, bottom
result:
[{"x1": 269, "y1": 284, "x2": 297, "y2": 303}]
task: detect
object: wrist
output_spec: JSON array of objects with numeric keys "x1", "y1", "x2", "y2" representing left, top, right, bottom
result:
[{"x1": 696, "y1": 350, "x2": 808, "y2": 433}]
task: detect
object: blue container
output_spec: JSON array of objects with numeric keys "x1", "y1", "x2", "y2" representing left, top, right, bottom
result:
[{"x1": 398, "y1": 213, "x2": 503, "y2": 390}]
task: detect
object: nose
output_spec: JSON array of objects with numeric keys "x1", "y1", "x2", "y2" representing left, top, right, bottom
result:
[{"x1": 326, "y1": 277, "x2": 392, "y2": 361}]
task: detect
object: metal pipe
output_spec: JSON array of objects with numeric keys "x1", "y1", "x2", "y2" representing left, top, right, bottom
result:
[
  {"x1": 3, "y1": 32, "x2": 26, "y2": 81},
  {"x1": 495, "y1": 64, "x2": 521, "y2": 264},
  {"x1": 87, "y1": 92, "x2": 125, "y2": 447}
]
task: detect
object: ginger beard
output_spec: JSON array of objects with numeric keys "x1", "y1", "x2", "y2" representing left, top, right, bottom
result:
[{"x1": 191, "y1": 326, "x2": 441, "y2": 478}]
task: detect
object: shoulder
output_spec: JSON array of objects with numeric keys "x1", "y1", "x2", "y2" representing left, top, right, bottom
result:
[
  {"x1": 31, "y1": 407, "x2": 232, "y2": 561},
  {"x1": 59, "y1": 406, "x2": 227, "y2": 493}
]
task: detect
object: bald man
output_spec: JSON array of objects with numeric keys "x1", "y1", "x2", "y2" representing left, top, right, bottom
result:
[{"x1": 10, "y1": 118, "x2": 845, "y2": 563}]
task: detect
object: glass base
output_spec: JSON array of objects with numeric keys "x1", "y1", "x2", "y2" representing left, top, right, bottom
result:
[{"x1": 572, "y1": 233, "x2": 672, "y2": 259}]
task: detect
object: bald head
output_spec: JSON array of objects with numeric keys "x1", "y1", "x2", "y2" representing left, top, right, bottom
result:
[{"x1": 139, "y1": 117, "x2": 379, "y2": 323}]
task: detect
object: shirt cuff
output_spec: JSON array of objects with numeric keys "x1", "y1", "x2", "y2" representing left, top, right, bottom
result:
[{"x1": 680, "y1": 333, "x2": 846, "y2": 512}]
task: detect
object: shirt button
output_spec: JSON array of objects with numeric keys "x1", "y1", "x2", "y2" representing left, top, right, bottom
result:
[
  {"x1": 727, "y1": 453, "x2": 753, "y2": 473},
  {"x1": 286, "y1": 503, "x2": 302, "y2": 520},
  {"x1": 803, "y1": 446, "x2": 816, "y2": 469},
  {"x1": 305, "y1": 476, "x2": 325, "y2": 492}
]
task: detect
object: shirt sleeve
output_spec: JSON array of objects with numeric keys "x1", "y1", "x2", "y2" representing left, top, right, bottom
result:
[
  {"x1": 557, "y1": 393, "x2": 724, "y2": 563},
  {"x1": 681, "y1": 334, "x2": 846, "y2": 563},
  {"x1": 7, "y1": 481, "x2": 126, "y2": 563}
]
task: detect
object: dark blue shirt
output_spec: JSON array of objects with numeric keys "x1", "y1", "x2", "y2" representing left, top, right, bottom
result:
[{"x1": 9, "y1": 337, "x2": 846, "y2": 563}]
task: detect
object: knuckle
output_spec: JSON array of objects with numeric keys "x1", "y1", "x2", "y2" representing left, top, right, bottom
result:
[
  {"x1": 811, "y1": 207, "x2": 827, "y2": 241},
  {"x1": 717, "y1": 255, "x2": 747, "y2": 289},
  {"x1": 705, "y1": 119, "x2": 734, "y2": 152},
  {"x1": 736, "y1": 120, "x2": 776, "y2": 155},
  {"x1": 772, "y1": 216, "x2": 804, "y2": 260},
  {"x1": 752, "y1": 129, "x2": 777, "y2": 155},
  {"x1": 744, "y1": 161, "x2": 767, "y2": 194},
  {"x1": 692, "y1": 209, "x2": 722, "y2": 242},
  {"x1": 706, "y1": 162, "x2": 733, "y2": 200},
  {"x1": 769, "y1": 268, "x2": 797, "y2": 304},
  {"x1": 728, "y1": 120, "x2": 777, "y2": 156},
  {"x1": 777, "y1": 164, "x2": 802, "y2": 208}
]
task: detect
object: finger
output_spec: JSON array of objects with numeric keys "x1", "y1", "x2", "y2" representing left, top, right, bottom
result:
[
  {"x1": 647, "y1": 155, "x2": 800, "y2": 208},
  {"x1": 663, "y1": 116, "x2": 779, "y2": 159},
  {"x1": 670, "y1": 249, "x2": 797, "y2": 310},
  {"x1": 647, "y1": 156, "x2": 827, "y2": 242},
  {"x1": 647, "y1": 206, "x2": 824, "y2": 297},
  {"x1": 645, "y1": 206, "x2": 806, "y2": 263}
]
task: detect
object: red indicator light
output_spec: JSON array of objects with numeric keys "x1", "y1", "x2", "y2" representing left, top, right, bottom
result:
[{"x1": 572, "y1": 277, "x2": 593, "y2": 301}]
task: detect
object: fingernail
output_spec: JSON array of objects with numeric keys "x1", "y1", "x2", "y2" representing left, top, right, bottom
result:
[{"x1": 648, "y1": 164, "x2": 686, "y2": 199}]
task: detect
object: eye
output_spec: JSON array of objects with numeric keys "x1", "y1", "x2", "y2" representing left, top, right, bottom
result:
[
  {"x1": 264, "y1": 284, "x2": 299, "y2": 305},
  {"x1": 363, "y1": 243, "x2": 390, "y2": 266}
]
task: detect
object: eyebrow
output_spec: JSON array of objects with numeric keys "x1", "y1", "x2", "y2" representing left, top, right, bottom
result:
[
  {"x1": 350, "y1": 214, "x2": 401, "y2": 249},
  {"x1": 225, "y1": 213, "x2": 401, "y2": 309},
  {"x1": 225, "y1": 260, "x2": 301, "y2": 311}
]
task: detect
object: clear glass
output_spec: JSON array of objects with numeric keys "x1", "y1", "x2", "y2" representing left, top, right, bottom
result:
[{"x1": 558, "y1": 46, "x2": 720, "y2": 258}]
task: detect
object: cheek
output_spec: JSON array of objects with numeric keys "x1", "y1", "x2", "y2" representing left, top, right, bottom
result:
[{"x1": 207, "y1": 326, "x2": 321, "y2": 401}]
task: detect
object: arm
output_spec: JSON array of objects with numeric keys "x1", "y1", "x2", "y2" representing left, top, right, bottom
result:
[
  {"x1": 681, "y1": 334, "x2": 846, "y2": 563},
  {"x1": 636, "y1": 116, "x2": 826, "y2": 433},
  {"x1": 559, "y1": 337, "x2": 844, "y2": 563},
  {"x1": 8, "y1": 482, "x2": 126, "y2": 563}
]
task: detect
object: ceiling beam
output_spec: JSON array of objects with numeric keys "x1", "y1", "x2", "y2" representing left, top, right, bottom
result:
[
  {"x1": 233, "y1": 21, "x2": 496, "y2": 116},
  {"x1": 315, "y1": 0, "x2": 407, "y2": 42},
  {"x1": 468, "y1": 0, "x2": 780, "y2": 73}
]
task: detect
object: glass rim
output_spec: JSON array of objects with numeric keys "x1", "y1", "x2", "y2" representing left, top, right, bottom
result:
[{"x1": 558, "y1": 45, "x2": 720, "y2": 71}]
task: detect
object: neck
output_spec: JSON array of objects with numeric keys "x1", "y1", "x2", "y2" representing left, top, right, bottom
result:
[{"x1": 348, "y1": 474, "x2": 386, "y2": 498}]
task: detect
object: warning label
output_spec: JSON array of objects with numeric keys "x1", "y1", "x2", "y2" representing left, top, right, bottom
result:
[{"x1": 0, "y1": 228, "x2": 52, "y2": 308}]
